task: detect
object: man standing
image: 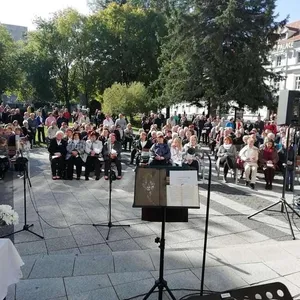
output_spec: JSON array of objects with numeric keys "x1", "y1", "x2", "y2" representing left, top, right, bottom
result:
[
  {"x1": 36, "y1": 110, "x2": 46, "y2": 144},
  {"x1": 115, "y1": 114, "x2": 127, "y2": 131},
  {"x1": 27, "y1": 113, "x2": 38, "y2": 145}
]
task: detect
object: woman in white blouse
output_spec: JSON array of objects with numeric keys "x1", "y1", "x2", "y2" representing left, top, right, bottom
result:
[
  {"x1": 170, "y1": 137, "x2": 183, "y2": 166},
  {"x1": 239, "y1": 137, "x2": 259, "y2": 189}
]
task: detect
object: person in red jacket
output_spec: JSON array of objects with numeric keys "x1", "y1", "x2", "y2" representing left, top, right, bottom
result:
[
  {"x1": 264, "y1": 120, "x2": 277, "y2": 135},
  {"x1": 63, "y1": 108, "x2": 71, "y2": 122}
]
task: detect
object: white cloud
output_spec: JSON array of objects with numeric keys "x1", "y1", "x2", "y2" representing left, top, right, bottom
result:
[{"x1": 0, "y1": 0, "x2": 89, "y2": 30}]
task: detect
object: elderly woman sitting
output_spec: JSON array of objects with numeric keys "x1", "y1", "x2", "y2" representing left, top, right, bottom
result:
[
  {"x1": 239, "y1": 137, "x2": 259, "y2": 189},
  {"x1": 216, "y1": 136, "x2": 237, "y2": 183},
  {"x1": 182, "y1": 135, "x2": 203, "y2": 171}
]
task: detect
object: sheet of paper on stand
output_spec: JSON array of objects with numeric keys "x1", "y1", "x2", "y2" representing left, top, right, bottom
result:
[
  {"x1": 166, "y1": 185, "x2": 199, "y2": 207},
  {"x1": 169, "y1": 170, "x2": 198, "y2": 185}
]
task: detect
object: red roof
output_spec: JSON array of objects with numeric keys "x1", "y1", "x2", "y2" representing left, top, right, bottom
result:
[{"x1": 278, "y1": 21, "x2": 300, "y2": 44}]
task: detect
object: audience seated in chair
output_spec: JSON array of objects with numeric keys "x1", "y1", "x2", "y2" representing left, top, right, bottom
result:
[
  {"x1": 216, "y1": 136, "x2": 237, "y2": 183},
  {"x1": 103, "y1": 133, "x2": 122, "y2": 180},
  {"x1": 182, "y1": 135, "x2": 203, "y2": 171},
  {"x1": 66, "y1": 132, "x2": 86, "y2": 180},
  {"x1": 239, "y1": 137, "x2": 259, "y2": 189},
  {"x1": 149, "y1": 131, "x2": 171, "y2": 166},
  {"x1": 85, "y1": 131, "x2": 103, "y2": 181},
  {"x1": 48, "y1": 131, "x2": 67, "y2": 180},
  {"x1": 130, "y1": 132, "x2": 152, "y2": 165}
]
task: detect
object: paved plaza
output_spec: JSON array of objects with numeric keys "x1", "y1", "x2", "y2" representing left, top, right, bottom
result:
[{"x1": 1, "y1": 148, "x2": 300, "y2": 300}]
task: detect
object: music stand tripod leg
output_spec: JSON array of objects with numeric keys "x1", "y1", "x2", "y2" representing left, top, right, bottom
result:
[
  {"x1": 1, "y1": 158, "x2": 44, "y2": 239},
  {"x1": 143, "y1": 207, "x2": 176, "y2": 300},
  {"x1": 93, "y1": 158, "x2": 129, "y2": 241},
  {"x1": 248, "y1": 200, "x2": 281, "y2": 219},
  {"x1": 282, "y1": 201, "x2": 296, "y2": 240}
]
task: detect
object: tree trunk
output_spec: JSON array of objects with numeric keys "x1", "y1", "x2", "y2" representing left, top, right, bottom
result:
[{"x1": 166, "y1": 106, "x2": 170, "y2": 119}]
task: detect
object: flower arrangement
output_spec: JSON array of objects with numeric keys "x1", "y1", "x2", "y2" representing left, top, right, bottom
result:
[{"x1": 0, "y1": 205, "x2": 19, "y2": 226}]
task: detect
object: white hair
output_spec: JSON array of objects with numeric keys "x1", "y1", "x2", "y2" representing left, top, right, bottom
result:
[{"x1": 55, "y1": 130, "x2": 64, "y2": 137}]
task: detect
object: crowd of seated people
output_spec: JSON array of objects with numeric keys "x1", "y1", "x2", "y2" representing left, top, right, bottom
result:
[{"x1": 1, "y1": 103, "x2": 298, "y2": 191}]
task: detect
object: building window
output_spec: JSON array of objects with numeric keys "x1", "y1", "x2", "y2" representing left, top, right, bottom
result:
[
  {"x1": 298, "y1": 52, "x2": 300, "y2": 63},
  {"x1": 295, "y1": 76, "x2": 300, "y2": 90},
  {"x1": 276, "y1": 56, "x2": 282, "y2": 66}
]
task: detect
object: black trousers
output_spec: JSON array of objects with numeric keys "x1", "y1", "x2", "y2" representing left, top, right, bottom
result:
[
  {"x1": 202, "y1": 132, "x2": 209, "y2": 145},
  {"x1": 67, "y1": 156, "x2": 83, "y2": 179},
  {"x1": 105, "y1": 158, "x2": 122, "y2": 176},
  {"x1": 0, "y1": 157, "x2": 9, "y2": 178},
  {"x1": 85, "y1": 156, "x2": 101, "y2": 178},
  {"x1": 51, "y1": 156, "x2": 65, "y2": 177},
  {"x1": 264, "y1": 167, "x2": 275, "y2": 185},
  {"x1": 37, "y1": 127, "x2": 46, "y2": 143},
  {"x1": 130, "y1": 149, "x2": 137, "y2": 164},
  {"x1": 124, "y1": 137, "x2": 133, "y2": 151}
]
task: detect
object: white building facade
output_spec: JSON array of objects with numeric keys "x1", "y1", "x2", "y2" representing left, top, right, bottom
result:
[{"x1": 270, "y1": 21, "x2": 300, "y2": 93}]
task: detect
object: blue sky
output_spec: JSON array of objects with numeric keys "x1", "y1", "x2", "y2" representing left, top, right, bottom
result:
[
  {"x1": 0, "y1": 0, "x2": 299, "y2": 30},
  {"x1": 276, "y1": 0, "x2": 300, "y2": 23}
]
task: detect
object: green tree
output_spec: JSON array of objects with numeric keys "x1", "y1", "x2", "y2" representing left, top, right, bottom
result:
[
  {"x1": 31, "y1": 9, "x2": 85, "y2": 110},
  {"x1": 87, "y1": 0, "x2": 127, "y2": 11},
  {"x1": 86, "y1": 3, "x2": 166, "y2": 90},
  {"x1": 0, "y1": 25, "x2": 20, "y2": 95},
  {"x1": 102, "y1": 81, "x2": 152, "y2": 116},
  {"x1": 157, "y1": 0, "x2": 287, "y2": 113}
]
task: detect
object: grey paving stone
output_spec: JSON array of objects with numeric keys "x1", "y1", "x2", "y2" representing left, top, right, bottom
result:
[
  {"x1": 163, "y1": 270, "x2": 201, "y2": 300},
  {"x1": 212, "y1": 247, "x2": 262, "y2": 265},
  {"x1": 202, "y1": 266, "x2": 248, "y2": 292},
  {"x1": 134, "y1": 235, "x2": 160, "y2": 250},
  {"x1": 15, "y1": 240, "x2": 47, "y2": 256},
  {"x1": 48, "y1": 248, "x2": 81, "y2": 255},
  {"x1": 184, "y1": 250, "x2": 227, "y2": 268},
  {"x1": 265, "y1": 259, "x2": 300, "y2": 276},
  {"x1": 29, "y1": 255, "x2": 74, "y2": 279},
  {"x1": 108, "y1": 271, "x2": 153, "y2": 286},
  {"x1": 235, "y1": 262, "x2": 279, "y2": 285},
  {"x1": 43, "y1": 227, "x2": 73, "y2": 239},
  {"x1": 73, "y1": 255, "x2": 114, "y2": 276},
  {"x1": 285, "y1": 271, "x2": 300, "y2": 288},
  {"x1": 21, "y1": 255, "x2": 37, "y2": 279},
  {"x1": 6, "y1": 284, "x2": 15, "y2": 300},
  {"x1": 16, "y1": 278, "x2": 66, "y2": 300},
  {"x1": 149, "y1": 250, "x2": 193, "y2": 270},
  {"x1": 69, "y1": 225, "x2": 100, "y2": 236},
  {"x1": 114, "y1": 251, "x2": 154, "y2": 272},
  {"x1": 64, "y1": 274, "x2": 111, "y2": 296},
  {"x1": 68, "y1": 286, "x2": 119, "y2": 300},
  {"x1": 45, "y1": 235, "x2": 78, "y2": 251},
  {"x1": 124, "y1": 224, "x2": 155, "y2": 238},
  {"x1": 73, "y1": 232, "x2": 105, "y2": 247},
  {"x1": 250, "y1": 245, "x2": 295, "y2": 262},
  {"x1": 79, "y1": 243, "x2": 112, "y2": 255},
  {"x1": 114, "y1": 278, "x2": 161, "y2": 300},
  {"x1": 96, "y1": 227, "x2": 131, "y2": 242},
  {"x1": 107, "y1": 238, "x2": 142, "y2": 252}
]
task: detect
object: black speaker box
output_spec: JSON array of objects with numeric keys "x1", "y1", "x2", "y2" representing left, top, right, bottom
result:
[{"x1": 277, "y1": 90, "x2": 300, "y2": 125}]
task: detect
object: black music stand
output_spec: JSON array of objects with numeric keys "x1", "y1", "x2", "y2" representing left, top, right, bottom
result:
[
  {"x1": 93, "y1": 158, "x2": 130, "y2": 240},
  {"x1": 133, "y1": 166, "x2": 200, "y2": 300},
  {"x1": 184, "y1": 282, "x2": 292, "y2": 300},
  {"x1": 1, "y1": 155, "x2": 44, "y2": 239},
  {"x1": 247, "y1": 124, "x2": 300, "y2": 240}
]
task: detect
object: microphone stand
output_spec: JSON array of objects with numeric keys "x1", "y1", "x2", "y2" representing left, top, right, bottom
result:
[
  {"x1": 93, "y1": 140, "x2": 130, "y2": 240},
  {"x1": 200, "y1": 151, "x2": 212, "y2": 296},
  {"x1": 1, "y1": 149, "x2": 44, "y2": 239}
]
